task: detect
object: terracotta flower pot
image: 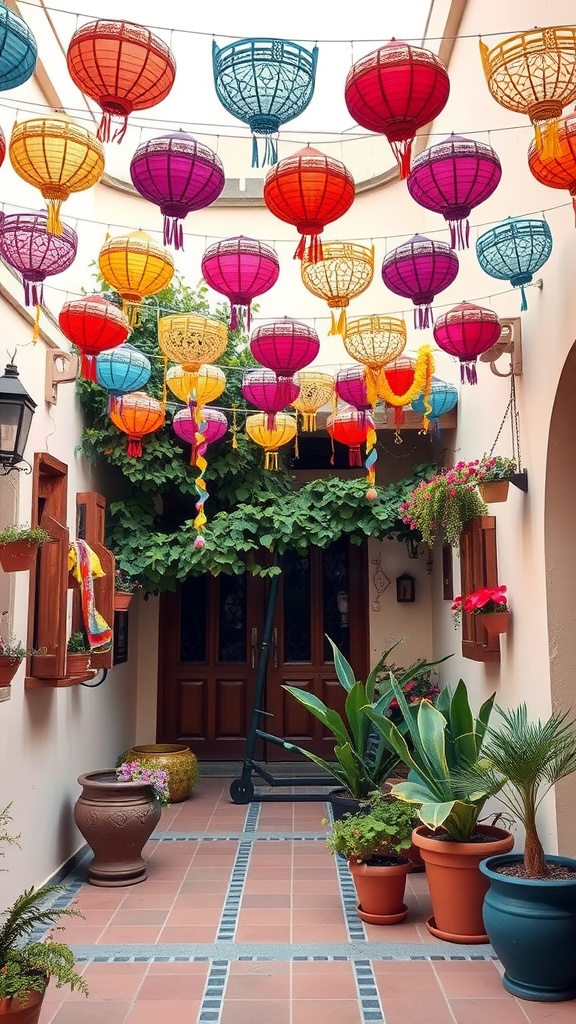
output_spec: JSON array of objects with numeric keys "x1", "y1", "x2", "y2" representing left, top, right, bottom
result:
[
  {"x1": 412, "y1": 823, "x2": 515, "y2": 943},
  {"x1": 0, "y1": 655, "x2": 23, "y2": 686},
  {"x1": 0, "y1": 990, "x2": 45, "y2": 1024},
  {"x1": 114, "y1": 591, "x2": 133, "y2": 612},
  {"x1": 480, "y1": 611, "x2": 510, "y2": 636},
  {"x1": 479, "y1": 480, "x2": 510, "y2": 503},
  {"x1": 0, "y1": 540, "x2": 39, "y2": 573},
  {"x1": 126, "y1": 743, "x2": 199, "y2": 802},
  {"x1": 348, "y1": 857, "x2": 411, "y2": 924}
]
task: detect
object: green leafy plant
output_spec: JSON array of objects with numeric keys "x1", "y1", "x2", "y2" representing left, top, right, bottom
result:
[
  {"x1": 325, "y1": 792, "x2": 417, "y2": 862},
  {"x1": 364, "y1": 679, "x2": 501, "y2": 841},
  {"x1": 0, "y1": 804, "x2": 19, "y2": 868},
  {"x1": 67, "y1": 632, "x2": 89, "y2": 654},
  {"x1": 400, "y1": 462, "x2": 488, "y2": 547},
  {"x1": 476, "y1": 455, "x2": 517, "y2": 481},
  {"x1": 113, "y1": 568, "x2": 141, "y2": 594},
  {"x1": 0, "y1": 525, "x2": 51, "y2": 546}
]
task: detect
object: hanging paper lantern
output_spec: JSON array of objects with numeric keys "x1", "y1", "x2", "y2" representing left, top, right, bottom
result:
[
  {"x1": 480, "y1": 28, "x2": 576, "y2": 158},
  {"x1": 411, "y1": 379, "x2": 458, "y2": 431},
  {"x1": 301, "y1": 242, "x2": 374, "y2": 337},
  {"x1": 173, "y1": 407, "x2": 228, "y2": 465},
  {"x1": 433, "y1": 303, "x2": 501, "y2": 385},
  {"x1": 326, "y1": 407, "x2": 373, "y2": 467},
  {"x1": 335, "y1": 366, "x2": 372, "y2": 427},
  {"x1": 66, "y1": 20, "x2": 176, "y2": 144},
  {"x1": 293, "y1": 370, "x2": 334, "y2": 431},
  {"x1": 202, "y1": 236, "x2": 280, "y2": 331},
  {"x1": 345, "y1": 41, "x2": 450, "y2": 178},
  {"x1": 158, "y1": 313, "x2": 228, "y2": 371},
  {"x1": 407, "y1": 136, "x2": 502, "y2": 249},
  {"x1": 263, "y1": 146, "x2": 355, "y2": 261},
  {"x1": 343, "y1": 315, "x2": 407, "y2": 373},
  {"x1": 250, "y1": 318, "x2": 320, "y2": 405},
  {"x1": 58, "y1": 295, "x2": 130, "y2": 381},
  {"x1": 475, "y1": 217, "x2": 553, "y2": 311},
  {"x1": 0, "y1": 4, "x2": 37, "y2": 90},
  {"x1": 382, "y1": 235, "x2": 459, "y2": 329},
  {"x1": 110, "y1": 391, "x2": 165, "y2": 457},
  {"x1": 527, "y1": 113, "x2": 576, "y2": 223},
  {"x1": 378, "y1": 346, "x2": 435, "y2": 431},
  {"x1": 242, "y1": 369, "x2": 299, "y2": 430},
  {"x1": 98, "y1": 231, "x2": 174, "y2": 326},
  {"x1": 9, "y1": 117, "x2": 104, "y2": 235},
  {"x1": 96, "y1": 344, "x2": 151, "y2": 397},
  {"x1": 166, "y1": 364, "x2": 226, "y2": 406},
  {"x1": 0, "y1": 211, "x2": 77, "y2": 341},
  {"x1": 130, "y1": 133, "x2": 225, "y2": 250},
  {"x1": 246, "y1": 412, "x2": 297, "y2": 470},
  {"x1": 212, "y1": 37, "x2": 318, "y2": 167}
]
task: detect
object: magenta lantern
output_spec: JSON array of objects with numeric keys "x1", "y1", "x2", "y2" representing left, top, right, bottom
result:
[
  {"x1": 407, "y1": 136, "x2": 502, "y2": 249},
  {"x1": 130, "y1": 132, "x2": 225, "y2": 250},
  {"x1": 433, "y1": 302, "x2": 501, "y2": 384},
  {"x1": 173, "y1": 406, "x2": 228, "y2": 465},
  {"x1": 381, "y1": 235, "x2": 459, "y2": 329},
  {"x1": 326, "y1": 407, "x2": 374, "y2": 467},
  {"x1": 242, "y1": 368, "x2": 299, "y2": 430},
  {"x1": 202, "y1": 236, "x2": 280, "y2": 331},
  {"x1": 335, "y1": 366, "x2": 372, "y2": 427},
  {"x1": 250, "y1": 318, "x2": 320, "y2": 405}
]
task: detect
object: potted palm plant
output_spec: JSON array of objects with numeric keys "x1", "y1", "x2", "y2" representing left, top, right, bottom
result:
[
  {"x1": 364, "y1": 678, "x2": 514, "y2": 943},
  {"x1": 0, "y1": 526, "x2": 51, "y2": 573},
  {"x1": 325, "y1": 792, "x2": 416, "y2": 924},
  {"x1": 473, "y1": 704, "x2": 576, "y2": 1001}
]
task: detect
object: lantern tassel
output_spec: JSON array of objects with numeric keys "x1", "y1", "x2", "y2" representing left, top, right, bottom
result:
[
  {"x1": 127, "y1": 437, "x2": 143, "y2": 458},
  {"x1": 338, "y1": 308, "x2": 347, "y2": 338},
  {"x1": 461, "y1": 360, "x2": 478, "y2": 385},
  {"x1": 33, "y1": 305, "x2": 40, "y2": 344},
  {"x1": 572, "y1": 196, "x2": 576, "y2": 227},
  {"x1": 264, "y1": 136, "x2": 278, "y2": 166},
  {"x1": 390, "y1": 138, "x2": 414, "y2": 180},
  {"x1": 265, "y1": 450, "x2": 279, "y2": 471},
  {"x1": 266, "y1": 412, "x2": 277, "y2": 431},
  {"x1": 251, "y1": 135, "x2": 260, "y2": 168},
  {"x1": 295, "y1": 234, "x2": 323, "y2": 262},
  {"x1": 302, "y1": 412, "x2": 316, "y2": 431},
  {"x1": 98, "y1": 112, "x2": 112, "y2": 143},
  {"x1": 394, "y1": 407, "x2": 405, "y2": 430},
  {"x1": 449, "y1": 217, "x2": 470, "y2": 250},
  {"x1": 81, "y1": 354, "x2": 98, "y2": 381},
  {"x1": 328, "y1": 309, "x2": 338, "y2": 336},
  {"x1": 46, "y1": 200, "x2": 63, "y2": 236},
  {"x1": 519, "y1": 284, "x2": 528, "y2": 312},
  {"x1": 122, "y1": 302, "x2": 141, "y2": 328},
  {"x1": 23, "y1": 280, "x2": 43, "y2": 308},
  {"x1": 415, "y1": 303, "x2": 433, "y2": 330},
  {"x1": 536, "y1": 120, "x2": 561, "y2": 161},
  {"x1": 349, "y1": 445, "x2": 362, "y2": 468},
  {"x1": 230, "y1": 305, "x2": 240, "y2": 332},
  {"x1": 163, "y1": 215, "x2": 185, "y2": 251}
]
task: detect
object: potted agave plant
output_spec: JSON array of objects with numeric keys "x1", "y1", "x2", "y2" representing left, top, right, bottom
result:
[
  {"x1": 0, "y1": 526, "x2": 51, "y2": 573},
  {"x1": 452, "y1": 585, "x2": 510, "y2": 637},
  {"x1": 113, "y1": 568, "x2": 141, "y2": 612}
]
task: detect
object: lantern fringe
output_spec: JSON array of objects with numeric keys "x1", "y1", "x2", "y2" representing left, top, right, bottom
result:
[
  {"x1": 295, "y1": 234, "x2": 323, "y2": 262},
  {"x1": 230, "y1": 304, "x2": 250, "y2": 332},
  {"x1": 23, "y1": 280, "x2": 43, "y2": 308},
  {"x1": 461, "y1": 360, "x2": 478, "y2": 385},
  {"x1": 231, "y1": 403, "x2": 238, "y2": 449},
  {"x1": 414, "y1": 303, "x2": 433, "y2": 329},
  {"x1": 518, "y1": 284, "x2": 528, "y2": 312},
  {"x1": 301, "y1": 412, "x2": 317, "y2": 431},
  {"x1": 122, "y1": 301, "x2": 142, "y2": 328},
  {"x1": 252, "y1": 134, "x2": 278, "y2": 168},
  {"x1": 163, "y1": 215, "x2": 184, "y2": 251},
  {"x1": 81, "y1": 354, "x2": 98, "y2": 381},
  {"x1": 46, "y1": 199, "x2": 64, "y2": 236},
  {"x1": 348, "y1": 445, "x2": 362, "y2": 468},
  {"x1": 266, "y1": 411, "x2": 277, "y2": 431},
  {"x1": 265, "y1": 450, "x2": 279, "y2": 471},
  {"x1": 127, "y1": 437, "x2": 143, "y2": 458},
  {"x1": 328, "y1": 307, "x2": 347, "y2": 337},
  {"x1": 33, "y1": 304, "x2": 40, "y2": 344},
  {"x1": 390, "y1": 138, "x2": 414, "y2": 180},
  {"x1": 97, "y1": 111, "x2": 128, "y2": 145},
  {"x1": 448, "y1": 217, "x2": 470, "y2": 250},
  {"x1": 535, "y1": 120, "x2": 561, "y2": 161}
]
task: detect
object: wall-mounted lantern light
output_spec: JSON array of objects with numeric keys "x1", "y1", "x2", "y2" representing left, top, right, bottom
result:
[
  {"x1": 0, "y1": 362, "x2": 36, "y2": 474},
  {"x1": 396, "y1": 573, "x2": 415, "y2": 603}
]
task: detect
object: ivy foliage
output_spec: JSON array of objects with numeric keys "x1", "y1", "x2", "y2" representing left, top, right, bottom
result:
[{"x1": 77, "y1": 275, "x2": 435, "y2": 593}]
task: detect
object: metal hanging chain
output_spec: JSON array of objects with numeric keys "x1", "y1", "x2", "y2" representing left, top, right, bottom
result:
[{"x1": 488, "y1": 372, "x2": 522, "y2": 471}]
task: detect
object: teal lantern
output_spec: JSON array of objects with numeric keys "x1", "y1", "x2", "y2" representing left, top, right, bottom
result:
[
  {"x1": 212, "y1": 37, "x2": 318, "y2": 167},
  {"x1": 96, "y1": 344, "x2": 151, "y2": 410},
  {"x1": 0, "y1": 3, "x2": 37, "y2": 90},
  {"x1": 411, "y1": 379, "x2": 458, "y2": 432},
  {"x1": 476, "y1": 217, "x2": 553, "y2": 311}
]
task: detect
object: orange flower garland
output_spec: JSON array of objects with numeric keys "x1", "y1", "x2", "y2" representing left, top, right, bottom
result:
[{"x1": 377, "y1": 344, "x2": 435, "y2": 431}]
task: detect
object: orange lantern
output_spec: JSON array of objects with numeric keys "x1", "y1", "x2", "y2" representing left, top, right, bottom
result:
[
  {"x1": 98, "y1": 231, "x2": 174, "y2": 326},
  {"x1": 166, "y1": 364, "x2": 226, "y2": 405},
  {"x1": 109, "y1": 391, "x2": 165, "y2": 457},
  {"x1": 379, "y1": 346, "x2": 435, "y2": 431},
  {"x1": 158, "y1": 313, "x2": 228, "y2": 371},
  {"x1": 246, "y1": 412, "x2": 296, "y2": 470},
  {"x1": 9, "y1": 116, "x2": 104, "y2": 234},
  {"x1": 301, "y1": 242, "x2": 374, "y2": 337},
  {"x1": 480, "y1": 28, "x2": 576, "y2": 157},
  {"x1": 326, "y1": 407, "x2": 374, "y2": 467},
  {"x1": 528, "y1": 112, "x2": 576, "y2": 222},
  {"x1": 293, "y1": 370, "x2": 334, "y2": 431}
]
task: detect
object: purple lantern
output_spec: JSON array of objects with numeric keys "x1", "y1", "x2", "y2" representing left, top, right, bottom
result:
[
  {"x1": 335, "y1": 366, "x2": 372, "y2": 427},
  {"x1": 242, "y1": 368, "x2": 300, "y2": 430},
  {"x1": 433, "y1": 302, "x2": 502, "y2": 384},
  {"x1": 407, "y1": 136, "x2": 502, "y2": 250},
  {"x1": 250, "y1": 318, "x2": 320, "y2": 406},
  {"x1": 0, "y1": 211, "x2": 77, "y2": 321},
  {"x1": 173, "y1": 406, "x2": 228, "y2": 465},
  {"x1": 381, "y1": 235, "x2": 459, "y2": 329},
  {"x1": 202, "y1": 236, "x2": 280, "y2": 331},
  {"x1": 130, "y1": 132, "x2": 225, "y2": 250}
]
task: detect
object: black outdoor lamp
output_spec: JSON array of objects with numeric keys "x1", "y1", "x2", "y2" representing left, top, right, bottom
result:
[
  {"x1": 0, "y1": 361, "x2": 36, "y2": 474},
  {"x1": 396, "y1": 573, "x2": 416, "y2": 603}
]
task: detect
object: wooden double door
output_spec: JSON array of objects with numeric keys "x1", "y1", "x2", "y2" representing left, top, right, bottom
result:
[{"x1": 157, "y1": 538, "x2": 368, "y2": 760}]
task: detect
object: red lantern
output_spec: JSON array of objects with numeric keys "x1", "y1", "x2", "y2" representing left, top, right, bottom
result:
[
  {"x1": 433, "y1": 302, "x2": 501, "y2": 384},
  {"x1": 109, "y1": 392, "x2": 165, "y2": 457},
  {"x1": 66, "y1": 20, "x2": 176, "y2": 143},
  {"x1": 58, "y1": 295, "x2": 130, "y2": 380},
  {"x1": 327, "y1": 407, "x2": 373, "y2": 467},
  {"x1": 250, "y1": 318, "x2": 320, "y2": 404},
  {"x1": 528, "y1": 112, "x2": 576, "y2": 224},
  {"x1": 345, "y1": 41, "x2": 450, "y2": 179},
  {"x1": 263, "y1": 146, "x2": 355, "y2": 261},
  {"x1": 381, "y1": 356, "x2": 415, "y2": 429}
]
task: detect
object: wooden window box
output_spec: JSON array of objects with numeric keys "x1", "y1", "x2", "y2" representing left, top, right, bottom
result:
[{"x1": 459, "y1": 516, "x2": 501, "y2": 663}]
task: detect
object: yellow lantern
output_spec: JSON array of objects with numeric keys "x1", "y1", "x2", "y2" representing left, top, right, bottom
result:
[
  {"x1": 344, "y1": 315, "x2": 406, "y2": 367},
  {"x1": 98, "y1": 231, "x2": 174, "y2": 326},
  {"x1": 158, "y1": 313, "x2": 228, "y2": 371},
  {"x1": 9, "y1": 116, "x2": 104, "y2": 234},
  {"x1": 246, "y1": 412, "x2": 296, "y2": 470},
  {"x1": 166, "y1": 364, "x2": 226, "y2": 405},
  {"x1": 293, "y1": 370, "x2": 334, "y2": 431},
  {"x1": 301, "y1": 242, "x2": 374, "y2": 337},
  {"x1": 480, "y1": 28, "x2": 576, "y2": 157}
]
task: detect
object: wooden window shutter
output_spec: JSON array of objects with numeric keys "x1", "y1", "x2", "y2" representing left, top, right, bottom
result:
[
  {"x1": 76, "y1": 492, "x2": 115, "y2": 670},
  {"x1": 459, "y1": 516, "x2": 500, "y2": 663}
]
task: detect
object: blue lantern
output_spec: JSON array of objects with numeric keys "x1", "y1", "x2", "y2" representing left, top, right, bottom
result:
[
  {"x1": 0, "y1": 4, "x2": 37, "y2": 90},
  {"x1": 96, "y1": 344, "x2": 151, "y2": 402},
  {"x1": 476, "y1": 217, "x2": 553, "y2": 311},
  {"x1": 411, "y1": 379, "x2": 458, "y2": 432},
  {"x1": 212, "y1": 37, "x2": 318, "y2": 167}
]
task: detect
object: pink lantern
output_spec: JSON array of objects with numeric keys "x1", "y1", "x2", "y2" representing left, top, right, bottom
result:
[
  {"x1": 381, "y1": 235, "x2": 459, "y2": 328},
  {"x1": 433, "y1": 302, "x2": 501, "y2": 384},
  {"x1": 326, "y1": 407, "x2": 374, "y2": 467},
  {"x1": 201, "y1": 236, "x2": 280, "y2": 331},
  {"x1": 242, "y1": 369, "x2": 300, "y2": 430},
  {"x1": 335, "y1": 366, "x2": 372, "y2": 427},
  {"x1": 173, "y1": 406, "x2": 228, "y2": 465},
  {"x1": 250, "y1": 318, "x2": 320, "y2": 405}
]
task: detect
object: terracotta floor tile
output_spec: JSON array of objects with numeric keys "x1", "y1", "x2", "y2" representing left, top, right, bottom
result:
[
  {"x1": 291, "y1": 909, "x2": 345, "y2": 925},
  {"x1": 363, "y1": 920, "x2": 427, "y2": 942},
  {"x1": 292, "y1": 1000, "x2": 362, "y2": 1024},
  {"x1": 225, "y1": 974, "x2": 291, "y2": 999},
  {"x1": 137, "y1": 975, "x2": 207, "y2": 999},
  {"x1": 44, "y1": 1002, "x2": 131, "y2": 1024},
  {"x1": 292, "y1": 893, "x2": 341, "y2": 909},
  {"x1": 519, "y1": 1001, "x2": 576, "y2": 1023},
  {"x1": 118, "y1": 891, "x2": 178, "y2": 909},
  {"x1": 229, "y1": 962, "x2": 290, "y2": 975},
  {"x1": 52, "y1": 923, "x2": 106, "y2": 943},
  {"x1": 99, "y1": 924, "x2": 163, "y2": 943},
  {"x1": 147, "y1": 963, "x2": 210, "y2": 975},
  {"x1": 448, "y1": 997, "x2": 530, "y2": 1024},
  {"x1": 292, "y1": 879, "x2": 341, "y2": 893},
  {"x1": 179, "y1": 878, "x2": 230, "y2": 893},
  {"x1": 171, "y1": 892, "x2": 226, "y2": 909},
  {"x1": 72, "y1": 890, "x2": 127, "y2": 909},
  {"x1": 220, "y1": 1000, "x2": 290, "y2": 1024},
  {"x1": 111, "y1": 909, "x2": 169, "y2": 926},
  {"x1": 244, "y1": 880, "x2": 292, "y2": 894},
  {"x1": 291, "y1": 925, "x2": 350, "y2": 942},
  {"x1": 158, "y1": 924, "x2": 218, "y2": 942},
  {"x1": 292, "y1": 974, "x2": 358, "y2": 999},
  {"x1": 164, "y1": 907, "x2": 222, "y2": 926},
  {"x1": 126, "y1": 1000, "x2": 202, "y2": 1024},
  {"x1": 237, "y1": 908, "x2": 291, "y2": 925},
  {"x1": 434, "y1": 962, "x2": 510, "y2": 998},
  {"x1": 381, "y1": 996, "x2": 455, "y2": 1024},
  {"x1": 82, "y1": 962, "x2": 150, "y2": 977},
  {"x1": 234, "y1": 924, "x2": 291, "y2": 942},
  {"x1": 241, "y1": 894, "x2": 292, "y2": 908},
  {"x1": 64, "y1": 970, "x2": 144, "y2": 1001}
]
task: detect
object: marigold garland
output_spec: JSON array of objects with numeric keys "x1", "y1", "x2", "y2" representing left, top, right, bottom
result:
[{"x1": 378, "y1": 345, "x2": 435, "y2": 408}]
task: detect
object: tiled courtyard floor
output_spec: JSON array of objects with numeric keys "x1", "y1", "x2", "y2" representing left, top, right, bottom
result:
[{"x1": 39, "y1": 777, "x2": 574, "y2": 1023}]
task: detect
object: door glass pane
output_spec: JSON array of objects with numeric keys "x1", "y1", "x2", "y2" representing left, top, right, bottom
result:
[
  {"x1": 180, "y1": 577, "x2": 206, "y2": 662},
  {"x1": 219, "y1": 574, "x2": 247, "y2": 662},
  {"x1": 323, "y1": 537, "x2": 350, "y2": 660},
  {"x1": 283, "y1": 549, "x2": 311, "y2": 662}
]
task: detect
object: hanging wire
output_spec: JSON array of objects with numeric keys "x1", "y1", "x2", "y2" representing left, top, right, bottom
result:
[{"x1": 488, "y1": 372, "x2": 522, "y2": 471}]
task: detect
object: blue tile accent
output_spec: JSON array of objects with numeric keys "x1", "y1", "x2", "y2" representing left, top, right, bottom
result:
[
  {"x1": 353, "y1": 959, "x2": 385, "y2": 1024},
  {"x1": 334, "y1": 846, "x2": 367, "y2": 942}
]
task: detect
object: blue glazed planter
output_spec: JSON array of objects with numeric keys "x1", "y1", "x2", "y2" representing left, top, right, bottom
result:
[{"x1": 480, "y1": 854, "x2": 576, "y2": 1001}]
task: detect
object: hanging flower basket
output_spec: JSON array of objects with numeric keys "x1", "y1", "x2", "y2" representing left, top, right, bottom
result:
[
  {"x1": 478, "y1": 480, "x2": 510, "y2": 503},
  {"x1": 480, "y1": 611, "x2": 510, "y2": 636},
  {"x1": 114, "y1": 591, "x2": 133, "y2": 612},
  {"x1": 0, "y1": 540, "x2": 40, "y2": 572},
  {"x1": 0, "y1": 655, "x2": 22, "y2": 685}
]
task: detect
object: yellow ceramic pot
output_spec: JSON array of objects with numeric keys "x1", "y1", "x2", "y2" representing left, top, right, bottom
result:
[{"x1": 126, "y1": 743, "x2": 199, "y2": 802}]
